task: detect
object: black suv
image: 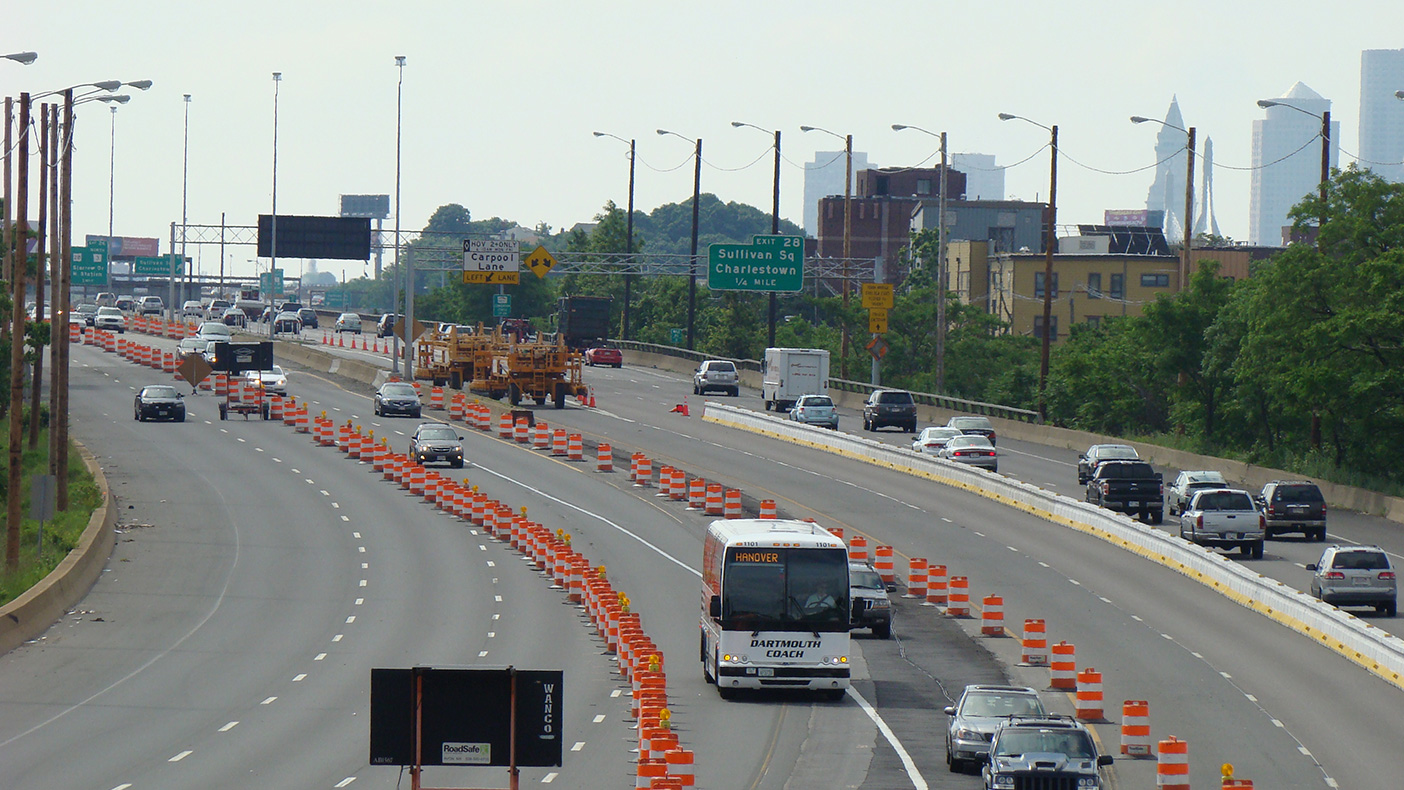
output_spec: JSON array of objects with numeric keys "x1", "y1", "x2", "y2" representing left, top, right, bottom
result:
[
  {"x1": 1256, "y1": 481, "x2": 1327, "y2": 541},
  {"x1": 297, "y1": 308, "x2": 319, "y2": 329},
  {"x1": 983, "y1": 715, "x2": 1112, "y2": 790},
  {"x1": 863, "y1": 389, "x2": 917, "y2": 432}
]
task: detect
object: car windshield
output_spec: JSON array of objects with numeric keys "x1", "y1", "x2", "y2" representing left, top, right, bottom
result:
[
  {"x1": 850, "y1": 568, "x2": 884, "y2": 590},
  {"x1": 381, "y1": 384, "x2": 418, "y2": 398},
  {"x1": 1196, "y1": 491, "x2": 1254, "y2": 511},
  {"x1": 949, "y1": 436, "x2": 993, "y2": 449},
  {"x1": 877, "y1": 391, "x2": 913, "y2": 404},
  {"x1": 77, "y1": 304, "x2": 98, "y2": 313},
  {"x1": 961, "y1": 693, "x2": 1045, "y2": 718},
  {"x1": 994, "y1": 730, "x2": 1095, "y2": 759},
  {"x1": 951, "y1": 416, "x2": 992, "y2": 429},
  {"x1": 417, "y1": 426, "x2": 457, "y2": 441},
  {"x1": 142, "y1": 386, "x2": 179, "y2": 399},
  {"x1": 178, "y1": 339, "x2": 204, "y2": 352},
  {"x1": 1331, "y1": 551, "x2": 1389, "y2": 571},
  {"x1": 1095, "y1": 445, "x2": 1138, "y2": 459},
  {"x1": 199, "y1": 324, "x2": 231, "y2": 335},
  {"x1": 798, "y1": 396, "x2": 833, "y2": 408},
  {"x1": 97, "y1": 307, "x2": 122, "y2": 316},
  {"x1": 1275, "y1": 485, "x2": 1324, "y2": 504}
]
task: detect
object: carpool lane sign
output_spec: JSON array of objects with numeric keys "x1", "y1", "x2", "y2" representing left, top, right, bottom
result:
[{"x1": 707, "y1": 235, "x2": 803, "y2": 292}]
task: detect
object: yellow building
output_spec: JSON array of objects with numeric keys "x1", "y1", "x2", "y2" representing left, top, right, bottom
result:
[{"x1": 945, "y1": 241, "x2": 1181, "y2": 342}]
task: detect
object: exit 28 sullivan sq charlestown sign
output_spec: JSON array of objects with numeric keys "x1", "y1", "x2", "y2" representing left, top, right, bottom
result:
[{"x1": 707, "y1": 235, "x2": 804, "y2": 292}]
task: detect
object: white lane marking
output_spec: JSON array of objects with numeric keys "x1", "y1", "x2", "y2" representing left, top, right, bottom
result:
[
  {"x1": 1221, "y1": 672, "x2": 1233, "y2": 679},
  {"x1": 1299, "y1": 746, "x2": 1312, "y2": 756},
  {"x1": 478, "y1": 651, "x2": 489, "y2": 657},
  {"x1": 353, "y1": 532, "x2": 362, "y2": 539},
  {"x1": 847, "y1": 686, "x2": 928, "y2": 789},
  {"x1": 588, "y1": 408, "x2": 637, "y2": 423},
  {"x1": 346, "y1": 616, "x2": 356, "y2": 623},
  {"x1": 261, "y1": 696, "x2": 277, "y2": 705},
  {"x1": 1097, "y1": 596, "x2": 1111, "y2": 603},
  {"x1": 305, "y1": 478, "x2": 315, "y2": 485},
  {"x1": 320, "y1": 490, "x2": 330, "y2": 496},
  {"x1": 1272, "y1": 718, "x2": 1283, "y2": 727},
  {"x1": 342, "y1": 515, "x2": 350, "y2": 521},
  {"x1": 492, "y1": 614, "x2": 500, "y2": 620},
  {"x1": 236, "y1": 438, "x2": 246, "y2": 443},
  {"x1": 108, "y1": 784, "x2": 132, "y2": 790},
  {"x1": 473, "y1": 464, "x2": 700, "y2": 577},
  {"x1": 358, "y1": 546, "x2": 366, "y2": 553},
  {"x1": 218, "y1": 721, "x2": 238, "y2": 732},
  {"x1": 273, "y1": 458, "x2": 282, "y2": 463},
  {"x1": 542, "y1": 772, "x2": 558, "y2": 783},
  {"x1": 292, "y1": 469, "x2": 301, "y2": 474},
  {"x1": 479, "y1": 544, "x2": 487, "y2": 551},
  {"x1": 1132, "y1": 615, "x2": 1144, "y2": 622},
  {"x1": 1069, "y1": 579, "x2": 1081, "y2": 586},
  {"x1": 359, "y1": 579, "x2": 367, "y2": 587},
  {"x1": 610, "y1": 690, "x2": 622, "y2": 698},
  {"x1": 333, "y1": 634, "x2": 344, "y2": 642},
  {"x1": 571, "y1": 742, "x2": 585, "y2": 752},
  {"x1": 315, "y1": 653, "x2": 327, "y2": 661},
  {"x1": 488, "y1": 632, "x2": 495, "y2": 638},
  {"x1": 332, "y1": 502, "x2": 340, "y2": 509},
  {"x1": 592, "y1": 714, "x2": 606, "y2": 723},
  {"x1": 255, "y1": 447, "x2": 264, "y2": 453},
  {"x1": 355, "y1": 598, "x2": 364, "y2": 605},
  {"x1": 494, "y1": 595, "x2": 503, "y2": 602},
  {"x1": 293, "y1": 674, "x2": 307, "y2": 682},
  {"x1": 940, "y1": 517, "x2": 953, "y2": 523},
  {"x1": 1008, "y1": 546, "x2": 1019, "y2": 552},
  {"x1": 486, "y1": 561, "x2": 496, "y2": 567},
  {"x1": 1160, "y1": 633, "x2": 1174, "y2": 640},
  {"x1": 169, "y1": 750, "x2": 193, "y2": 762},
  {"x1": 361, "y1": 562, "x2": 368, "y2": 569},
  {"x1": 1038, "y1": 562, "x2": 1050, "y2": 568},
  {"x1": 335, "y1": 779, "x2": 357, "y2": 788}
]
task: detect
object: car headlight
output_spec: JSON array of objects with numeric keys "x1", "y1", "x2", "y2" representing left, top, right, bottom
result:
[
  {"x1": 1077, "y1": 778, "x2": 1099, "y2": 789},
  {"x1": 990, "y1": 776, "x2": 1015, "y2": 789},
  {"x1": 955, "y1": 727, "x2": 982, "y2": 740},
  {"x1": 870, "y1": 599, "x2": 890, "y2": 609},
  {"x1": 820, "y1": 655, "x2": 848, "y2": 665}
]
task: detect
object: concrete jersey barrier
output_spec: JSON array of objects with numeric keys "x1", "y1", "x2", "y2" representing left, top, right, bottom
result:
[{"x1": 701, "y1": 401, "x2": 1404, "y2": 691}]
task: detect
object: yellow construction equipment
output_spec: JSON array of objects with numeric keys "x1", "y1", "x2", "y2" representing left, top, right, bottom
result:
[{"x1": 415, "y1": 323, "x2": 586, "y2": 408}]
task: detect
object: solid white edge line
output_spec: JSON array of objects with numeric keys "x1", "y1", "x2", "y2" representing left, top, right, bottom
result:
[{"x1": 846, "y1": 686, "x2": 927, "y2": 790}]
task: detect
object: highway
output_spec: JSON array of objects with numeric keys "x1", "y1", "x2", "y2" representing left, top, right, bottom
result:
[{"x1": 0, "y1": 331, "x2": 1400, "y2": 789}]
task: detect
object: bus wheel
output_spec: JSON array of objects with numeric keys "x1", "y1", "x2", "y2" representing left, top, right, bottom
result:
[
  {"x1": 824, "y1": 689, "x2": 846, "y2": 702},
  {"x1": 718, "y1": 686, "x2": 737, "y2": 701}
]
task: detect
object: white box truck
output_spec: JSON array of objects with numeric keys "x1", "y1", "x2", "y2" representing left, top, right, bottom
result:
[{"x1": 762, "y1": 347, "x2": 830, "y2": 412}]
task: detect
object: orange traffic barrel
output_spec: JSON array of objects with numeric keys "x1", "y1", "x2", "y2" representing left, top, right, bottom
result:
[
  {"x1": 946, "y1": 575, "x2": 970, "y2": 616},
  {"x1": 552, "y1": 428, "x2": 568, "y2": 456},
  {"x1": 1075, "y1": 667, "x2": 1104, "y2": 720},
  {"x1": 759, "y1": 499, "x2": 777, "y2": 519},
  {"x1": 597, "y1": 442, "x2": 613, "y2": 472},
  {"x1": 704, "y1": 484, "x2": 724, "y2": 516},
  {"x1": 1021, "y1": 619, "x2": 1049, "y2": 666},
  {"x1": 1156, "y1": 736, "x2": 1189, "y2": 790},
  {"x1": 906, "y1": 558, "x2": 928, "y2": 599},
  {"x1": 873, "y1": 546, "x2": 895, "y2": 585},
  {"x1": 849, "y1": 535, "x2": 869, "y2": 563},
  {"x1": 1050, "y1": 641, "x2": 1077, "y2": 690},
  {"x1": 687, "y1": 478, "x2": 706, "y2": 509},
  {"x1": 724, "y1": 489, "x2": 742, "y2": 518},
  {"x1": 669, "y1": 468, "x2": 686, "y2": 500},
  {"x1": 533, "y1": 422, "x2": 550, "y2": 449},
  {"x1": 568, "y1": 434, "x2": 584, "y2": 460},
  {"x1": 1121, "y1": 700, "x2": 1152, "y2": 756},
  {"x1": 980, "y1": 595, "x2": 1004, "y2": 636},
  {"x1": 926, "y1": 563, "x2": 948, "y2": 604}
]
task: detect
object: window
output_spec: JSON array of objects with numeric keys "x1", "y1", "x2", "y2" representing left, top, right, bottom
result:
[
  {"x1": 1033, "y1": 315, "x2": 1058, "y2": 342},
  {"x1": 1086, "y1": 272, "x2": 1102, "y2": 299},
  {"x1": 1034, "y1": 272, "x2": 1059, "y2": 299},
  {"x1": 1086, "y1": 315, "x2": 1101, "y2": 328},
  {"x1": 1140, "y1": 273, "x2": 1170, "y2": 288},
  {"x1": 916, "y1": 179, "x2": 932, "y2": 195},
  {"x1": 1109, "y1": 273, "x2": 1125, "y2": 299}
]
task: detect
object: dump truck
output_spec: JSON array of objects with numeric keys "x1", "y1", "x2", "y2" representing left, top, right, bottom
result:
[{"x1": 557, "y1": 295, "x2": 613, "y2": 350}]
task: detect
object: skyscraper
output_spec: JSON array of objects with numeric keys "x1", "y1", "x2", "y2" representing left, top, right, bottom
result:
[
  {"x1": 1359, "y1": 49, "x2": 1404, "y2": 184},
  {"x1": 1249, "y1": 82, "x2": 1339, "y2": 245},
  {"x1": 951, "y1": 153, "x2": 1002, "y2": 201},
  {"x1": 803, "y1": 149, "x2": 871, "y2": 237},
  {"x1": 1144, "y1": 97, "x2": 1190, "y2": 241}
]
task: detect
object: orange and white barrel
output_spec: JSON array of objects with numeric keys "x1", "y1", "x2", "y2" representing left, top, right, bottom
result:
[
  {"x1": 498, "y1": 413, "x2": 513, "y2": 437},
  {"x1": 704, "y1": 484, "x2": 724, "y2": 516},
  {"x1": 724, "y1": 488, "x2": 743, "y2": 518},
  {"x1": 1222, "y1": 780, "x2": 1253, "y2": 789},
  {"x1": 552, "y1": 428, "x2": 568, "y2": 456},
  {"x1": 657, "y1": 467, "x2": 673, "y2": 498},
  {"x1": 635, "y1": 456, "x2": 652, "y2": 487},
  {"x1": 448, "y1": 394, "x2": 465, "y2": 421},
  {"x1": 1075, "y1": 668, "x2": 1104, "y2": 720},
  {"x1": 597, "y1": 442, "x2": 613, "y2": 472},
  {"x1": 514, "y1": 417, "x2": 530, "y2": 443},
  {"x1": 758, "y1": 500, "x2": 777, "y2": 519},
  {"x1": 428, "y1": 386, "x2": 444, "y2": 410},
  {"x1": 669, "y1": 468, "x2": 686, "y2": 500},
  {"x1": 1050, "y1": 641, "x2": 1077, "y2": 690},
  {"x1": 533, "y1": 422, "x2": 550, "y2": 449},
  {"x1": 634, "y1": 759, "x2": 667, "y2": 789},
  {"x1": 1121, "y1": 700, "x2": 1152, "y2": 756},
  {"x1": 687, "y1": 478, "x2": 706, "y2": 510},
  {"x1": 946, "y1": 575, "x2": 970, "y2": 616},
  {"x1": 848, "y1": 535, "x2": 869, "y2": 563},
  {"x1": 270, "y1": 396, "x2": 284, "y2": 421},
  {"x1": 295, "y1": 407, "x2": 310, "y2": 433},
  {"x1": 665, "y1": 748, "x2": 695, "y2": 787},
  {"x1": 566, "y1": 434, "x2": 582, "y2": 461},
  {"x1": 905, "y1": 558, "x2": 928, "y2": 599},
  {"x1": 1021, "y1": 619, "x2": 1049, "y2": 666},
  {"x1": 874, "y1": 546, "x2": 895, "y2": 585},
  {"x1": 980, "y1": 595, "x2": 1004, "y2": 636},
  {"x1": 409, "y1": 466, "x2": 427, "y2": 496},
  {"x1": 926, "y1": 563, "x2": 948, "y2": 604},
  {"x1": 1155, "y1": 736, "x2": 1189, "y2": 790},
  {"x1": 214, "y1": 373, "x2": 228, "y2": 397}
]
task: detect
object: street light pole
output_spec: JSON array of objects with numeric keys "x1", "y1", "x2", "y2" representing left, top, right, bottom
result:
[
  {"x1": 732, "y1": 121, "x2": 783, "y2": 348},
  {"x1": 592, "y1": 131, "x2": 636, "y2": 339},
  {"x1": 108, "y1": 105, "x2": 117, "y2": 267},
  {"x1": 656, "y1": 129, "x2": 702, "y2": 349},
  {"x1": 1131, "y1": 115, "x2": 1195, "y2": 291},
  {"x1": 999, "y1": 113, "x2": 1058, "y2": 422},
  {"x1": 800, "y1": 126, "x2": 853, "y2": 378},
  {"x1": 270, "y1": 72, "x2": 281, "y2": 339},
  {"x1": 891, "y1": 124, "x2": 950, "y2": 392},
  {"x1": 393, "y1": 55, "x2": 405, "y2": 375}
]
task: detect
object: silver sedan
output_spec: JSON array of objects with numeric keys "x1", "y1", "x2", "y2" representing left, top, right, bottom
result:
[{"x1": 937, "y1": 435, "x2": 998, "y2": 472}]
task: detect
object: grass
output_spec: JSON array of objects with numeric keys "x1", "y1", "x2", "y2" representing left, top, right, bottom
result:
[{"x1": 0, "y1": 425, "x2": 103, "y2": 607}]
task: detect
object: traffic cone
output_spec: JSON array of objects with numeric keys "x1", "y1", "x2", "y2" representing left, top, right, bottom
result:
[
  {"x1": 322, "y1": 331, "x2": 329, "y2": 345},
  {"x1": 670, "y1": 398, "x2": 689, "y2": 416},
  {"x1": 338, "y1": 333, "x2": 344, "y2": 347},
  {"x1": 587, "y1": 388, "x2": 597, "y2": 408}
]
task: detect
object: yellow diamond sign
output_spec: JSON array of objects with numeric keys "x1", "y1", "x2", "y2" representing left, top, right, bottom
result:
[{"x1": 525, "y1": 246, "x2": 557, "y2": 279}]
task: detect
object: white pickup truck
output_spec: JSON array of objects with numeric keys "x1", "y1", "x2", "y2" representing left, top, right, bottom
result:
[{"x1": 1177, "y1": 489, "x2": 1265, "y2": 559}]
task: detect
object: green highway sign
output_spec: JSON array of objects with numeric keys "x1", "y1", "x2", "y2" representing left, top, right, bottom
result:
[
  {"x1": 706, "y1": 235, "x2": 803, "y2": 292},
  {"x1": 71, "y1": 245, "x2": 109, "y2": 286},
  {"x1": 259, "y1": 269, "x2": 286, "y2": 299},
  {"x1": 133, "y1": 255, "x2": 183, "y2": 276},
  {"x1": 492, "y1": 293, "x2": 511, "y2": 317}
]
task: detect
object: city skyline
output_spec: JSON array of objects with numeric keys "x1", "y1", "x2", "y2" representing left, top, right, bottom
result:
[{"x1": 6, "y1": 2, "x2": 1404, "y2": 280}]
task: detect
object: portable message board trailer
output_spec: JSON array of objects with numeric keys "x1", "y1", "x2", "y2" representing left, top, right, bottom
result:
[{"x1": 211, "y1": 341, "x2": 274, "y2": 421}]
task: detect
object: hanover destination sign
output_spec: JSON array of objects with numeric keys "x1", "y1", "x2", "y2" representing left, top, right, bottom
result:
[{"x1": 707, "y1": 235, "x2": 803, "y2": 292}]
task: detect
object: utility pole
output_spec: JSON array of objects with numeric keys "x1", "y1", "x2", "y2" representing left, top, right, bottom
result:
[
  {"x1": 8, "y1": 93, "x2": 32, "y2": 572},
  {"x1": 56, "y1": 91, "x2": 74, "y2": 508},
  {"x1": 30, "y1": 102, "x2": 48, "y2": 450}
]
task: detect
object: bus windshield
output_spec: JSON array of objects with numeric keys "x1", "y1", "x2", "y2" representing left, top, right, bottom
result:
[{"x1": 722, "y1": 547, "x2": 848, "y2": 632}]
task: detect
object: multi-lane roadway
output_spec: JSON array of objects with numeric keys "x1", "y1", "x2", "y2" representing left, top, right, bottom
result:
[{"x1": 0, "y1": 333, "x2": 1400, "y2": 789}]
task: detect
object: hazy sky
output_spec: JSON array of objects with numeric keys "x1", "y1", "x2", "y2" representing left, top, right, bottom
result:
[{"x1": 7, "y1": 2, "x2": 1403, "y2": 280}]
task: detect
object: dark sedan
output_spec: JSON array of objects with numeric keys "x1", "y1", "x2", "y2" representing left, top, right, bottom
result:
[
  {"x1": 374, "y1": 381, "x2": 422, "y2": 418},
  {"x1": 408, "y1": 423, "x2": 465, "y2": 467},
  {"x1": 134, "y1": 385, "x2": 187, "y2": 422}
]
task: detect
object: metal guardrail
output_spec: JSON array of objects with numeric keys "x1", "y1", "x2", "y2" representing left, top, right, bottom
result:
[{"x1": 614, "y1": 340, "x2": 1040, "y2": 423}]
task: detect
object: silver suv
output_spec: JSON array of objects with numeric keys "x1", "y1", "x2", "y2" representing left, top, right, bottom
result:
[
  {"x1": 848, "y1": 562, "x2": 891, "y2": 639},
  {"x1": 1307, "y1": 545, "x2": 1396, "y2": 617},
  {"x1": 944, "y1": 685, "x2": 1046, "y2": 773},
  {"x1": 692, "y1": 360, "x2": 739, "y2": 396},
  {"x1": 983, "y1": 715, "x2": 1112, "y2": 790}
]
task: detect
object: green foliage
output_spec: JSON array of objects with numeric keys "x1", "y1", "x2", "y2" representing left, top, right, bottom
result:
[{"x1": 0, "y1": 429, "x2": 103, "y2": 605}]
